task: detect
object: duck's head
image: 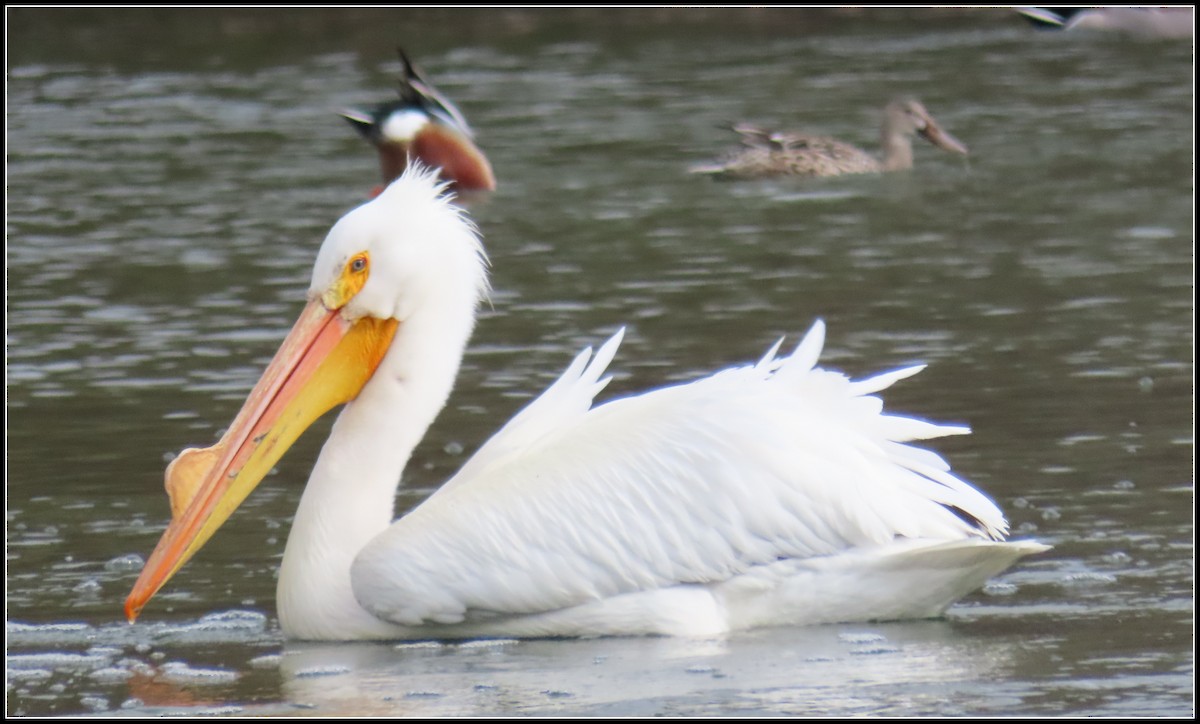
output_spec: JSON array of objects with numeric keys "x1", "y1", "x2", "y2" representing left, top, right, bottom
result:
[
  {"x1": 342, "y1": 48, "x2": 496, "y2": 196},
  {"x1": 885, "y1": 97, "x2": 969, "y2": 156}
]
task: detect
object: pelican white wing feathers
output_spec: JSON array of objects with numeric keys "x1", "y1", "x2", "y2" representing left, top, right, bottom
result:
[
  {"x1": 350, "y1": 320, "x2": 1019, "y2": 632},
  {"x1": 429, "y1": 329, "x2": 625, "y2": 497}
]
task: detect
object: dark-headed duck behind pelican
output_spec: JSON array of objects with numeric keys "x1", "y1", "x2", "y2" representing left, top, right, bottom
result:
[{"x1": 342, "y1": 48, "x2": 496, "y2": 197}]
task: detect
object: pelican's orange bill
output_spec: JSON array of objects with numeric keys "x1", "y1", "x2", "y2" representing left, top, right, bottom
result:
[{"x1": 125, "y1": 299, "x2": 398, "y2": 622}]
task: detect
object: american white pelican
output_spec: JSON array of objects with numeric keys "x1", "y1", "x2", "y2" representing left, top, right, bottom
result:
[
  {"x1": 691, "y1": 98, "x2": 969, "y2": 180},
  {"x1": 125, "y1": 165, "x2": 1048, "y2": 641},
  {"x1": 341, "y1": 47, "x2": 495, "y2": 197}
]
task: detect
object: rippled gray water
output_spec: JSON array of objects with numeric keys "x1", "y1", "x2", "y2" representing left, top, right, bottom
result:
[{"x1": 7, "y1": 8, "x2": 1194, "y2": 717}]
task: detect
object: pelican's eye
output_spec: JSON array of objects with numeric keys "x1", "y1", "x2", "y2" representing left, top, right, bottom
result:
[{"x1": 323, "y1": 251, "x2": 371, "y2": 310}]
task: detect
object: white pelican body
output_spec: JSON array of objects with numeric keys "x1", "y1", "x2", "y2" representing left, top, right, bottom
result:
[{"x1": 127, "y1": 166, "x2": 1048, "y2": 641}]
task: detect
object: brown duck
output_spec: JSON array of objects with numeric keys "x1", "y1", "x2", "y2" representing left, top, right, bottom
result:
[{"x1": 692, "y1": 98, "x2": 968, "y2": 180}]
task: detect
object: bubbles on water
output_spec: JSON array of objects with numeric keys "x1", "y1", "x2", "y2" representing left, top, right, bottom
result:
[
  {"x1": 294, "y1": 664, "x2": 351, "y2": 678},
  {"x1": 248, "y1": 654, "x2": 281, "y2": 669},
  {"x1": 103, "y1": 553, "x2": 145, "y2": 573},
  {"x1": 72, "y1": 579, "x2": 102, "y2": 595},
  {"x1": 88, "y1": 667, "x2": 133, "y2": 682},
  {"x1": 151, "y1": 609, "x2": 270, "y2": 644},
  {"x1": 6, "y1": 668, "x2": 53, "y2": 683},
  {"x1": 456, "y1": 638, "x2": 518, "y2": 649},
  {"x1": 118, "y1": 659, "x2": 156, "y2": 677},
  {"x1": 6, "y1": 621, "x2": 94, "y2": 647},
  {"x1": 188, "y1": 706, "x2": 246, "y2": 716},
  {"x1": 848, "y1": 644, "x2": 900, "y2": 656},
  {"x1": 838, "y1": 631, "x2": 897, "y2": 655},
  {"x1": 196, "y1": 609, "x2": 268, "y2": 629},
  {"x1": 394, "y1": 641, "x2": 444, "y2": 651},
  {"x1": 838, "y1": 631, "x2": 886, "y2": 645},
  {"x1": 159, "y1": 661, "x2": 239, "y2": 684},
  {"x1": 7, "y1": 652, "x2": 111, "y2": 672},
  {"x1": 1062, "y1": 572, "x2": 1118, "y2": 587},
  {"x1": 79, "y1": 696, "x2": 109, "y2": 712},
  {"x1": 982, "y1": 581, "x2": 1018, "y2": 596}
]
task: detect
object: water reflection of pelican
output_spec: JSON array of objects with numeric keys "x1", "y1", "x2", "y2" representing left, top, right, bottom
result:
[{"x1": 276, "y1": 623, "x2": 1020, "y2": 716}]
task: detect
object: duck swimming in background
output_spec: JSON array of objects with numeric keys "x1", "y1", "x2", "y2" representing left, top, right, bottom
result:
[
  {"x1": 125, "y1": 165, "x2": 1047, "y2": 642},
  {"x1": 1016, "y1": 7, "x2": 1194, "y2": 39},
  {"x1": 692, "y1": 97, "x2": 969, "y2": 180},
  {"x1": 342, "y1": 48, "x2": 496, "y2": 197}
]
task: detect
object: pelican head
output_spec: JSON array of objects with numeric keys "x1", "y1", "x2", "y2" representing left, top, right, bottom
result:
[
  {"x1": 124, "y1": 165, "x2": 488, "y2": 622},
  {"x1": 342, "y1": 48, "x2": 496, "y2": 195}
]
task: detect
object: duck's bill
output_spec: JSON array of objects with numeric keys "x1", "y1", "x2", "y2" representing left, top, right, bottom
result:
[
  {"x1": 919, "y1": 122, "x2": 969, "y2": 155},
  {"x1": 124, "y1": 299, "x2": 398, "y2": 622},
  {"x1": 340, "y1": 108, "x2": 377, "y2": 141}
]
